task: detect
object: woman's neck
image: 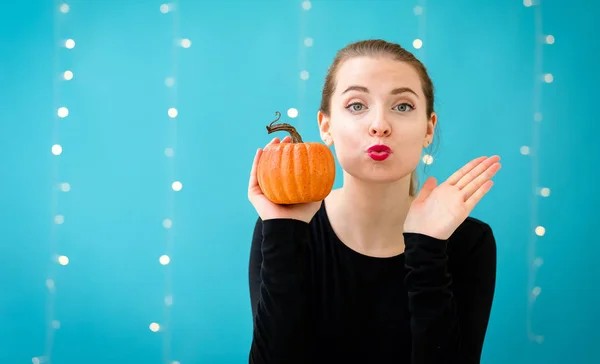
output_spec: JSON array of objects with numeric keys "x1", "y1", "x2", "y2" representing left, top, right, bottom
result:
[{"x1": 325, "y1": 173, "x2": 413, "y2": 257}]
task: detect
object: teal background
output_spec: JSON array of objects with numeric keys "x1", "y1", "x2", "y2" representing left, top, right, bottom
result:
[{"x1": 1, "y1": 0, "x2": 598, "y2": 363}]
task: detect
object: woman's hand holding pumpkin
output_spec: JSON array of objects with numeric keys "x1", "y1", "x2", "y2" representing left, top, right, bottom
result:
[
  {"x1": 404, "y1": 155, "x2": 501, "y2": 240},
  {"x1": 248, "y1": 136, "x2": 322, "y2": 224}
]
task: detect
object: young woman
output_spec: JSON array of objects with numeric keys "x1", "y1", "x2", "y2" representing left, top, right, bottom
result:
[{"x1": 247, "y1": 39, "x2": 500, "y2": 364}]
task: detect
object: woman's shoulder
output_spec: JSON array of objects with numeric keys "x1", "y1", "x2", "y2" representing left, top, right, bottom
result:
[{"x1": 447, "y1": 216, "x2": 496, "y2": 260}]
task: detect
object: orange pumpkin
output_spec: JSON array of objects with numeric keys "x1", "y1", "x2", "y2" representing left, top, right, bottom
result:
[{"x1": 257, "y1": 111, "x2": 336, "y2": 205}]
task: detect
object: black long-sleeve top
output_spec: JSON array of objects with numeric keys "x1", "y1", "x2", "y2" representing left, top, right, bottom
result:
[{"x1": 248, "y1": 202, "x2": 496, "y2": 364}]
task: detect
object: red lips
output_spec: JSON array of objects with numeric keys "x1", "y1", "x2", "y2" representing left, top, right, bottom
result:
[
  {"x1": 367, "y1": 144, "x2": 392, "y2": 161},
  {"x1": 367, "y1": 145, "x2": 392, "y2": 153}
]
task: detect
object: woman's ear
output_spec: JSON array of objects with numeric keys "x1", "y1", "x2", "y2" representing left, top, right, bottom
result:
[
  {"x1": 318, "y1": 110, "x2": 334, "y2": 146},
  {"x1": 424, "y1": 112, "x2": 437, "y2": 147}
]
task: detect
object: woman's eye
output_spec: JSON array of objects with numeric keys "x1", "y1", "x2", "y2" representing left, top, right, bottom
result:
[
  {"x1": 347, "y1": 103, "x2": 365, "y2": 112},
  {"x1": 395, "y1": 103, "x2": 414, "y2": 112}
]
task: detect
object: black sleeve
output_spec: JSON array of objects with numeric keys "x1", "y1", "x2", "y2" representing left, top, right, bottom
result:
[
  {"x1": 403, "y1": 225, "x2": 496, "y2": 364},
  {"x1": 248, "y1": 217, "x2": 313, "y2": 364}
]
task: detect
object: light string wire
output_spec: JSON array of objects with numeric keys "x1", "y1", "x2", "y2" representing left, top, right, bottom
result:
[
  {"x1": 159, "y1": 1, "x2": 181, "y2": 364},
  {"x1": 39, "y1": 2, "x2": 71, "y2": 364},
  {"x1": 160, "y1": 0, "x2": 181, "y2": 364},
  {"x1": 298, "y1": 1, "x2": 311, "y2": 132},
  {"x1": 526, "y1": 0, "x2": 550, "y2": 346},
  {"x1": 415, "y1": 0, "x2": 426, "y2": 63},
  {"x1": 413, "y1": 1, "x2": 434, "y2": 171}
]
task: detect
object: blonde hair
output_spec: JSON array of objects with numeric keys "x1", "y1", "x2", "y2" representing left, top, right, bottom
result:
[{"x1": 319, "y1": 39, "x2": 436, "y2": 197}]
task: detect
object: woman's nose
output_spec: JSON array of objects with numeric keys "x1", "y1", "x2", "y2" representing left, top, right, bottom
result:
[{"x1": 369, "y1": 123, "x2": 391, "y2": 137}]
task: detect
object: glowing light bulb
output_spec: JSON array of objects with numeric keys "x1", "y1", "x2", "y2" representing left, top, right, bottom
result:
[
  {"x1": 535, "y1": 226, "x2": 545, "y2": 236},
  {"x1": 63, "y1": 70, "x2": 73, "y2": 80},
  {"x1": 52, "y1": 144, "x2": 63, "y2": 155},
  {"x1": 149, "y1": 322, "x2": 160, "y2": 332},
  {"x1": 287, "y1": 108, "x2": 299, "y2": 118},
  {"x1": 172, "y1": 181, "x2": 182, "y2": 191},
  {"x1": 180, "y1": 39, "x2": 191, "y2": 48},
  {"x1": 57, "y1": 107, "x2": 69, "y2": 118},
  {"x1": 160, "y1": 4, "x2": 170, "y2": 13},
  {"x1": 159, "y1": 255, "x2": 170, "y2": 265},
  {"x1": 58, "y1": 255, "x2": 69, "y2": 265},
  {"x1": 54, "y1": 215, "x2": 64, "y2": 224},
  {"x1": 168, "y1": 108, "x2": 178, "y2": 118},
  {"x1": 413, "y1": 39, "x2": 423, "y2": 49},
  {"x1": 65, "y1": 39, "x2": 75, "y2": 49}
]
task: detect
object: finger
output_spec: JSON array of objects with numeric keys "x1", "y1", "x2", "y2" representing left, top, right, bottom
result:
[
  {"x1": 455, "y1": 155, "x2": 500, "y2": 189},
  {"x1": 413, "y1": 177, "x2": 437, "y2": 204},
  {"x1": 268, "y1": 137, "x2": 281, "y2": 146},
  {"x1": 462, "y1": 163, "x2": 501, "y2": 200},
  {"x1": 465, "y1": 180, "x2": 494, "y2": 211},
  {"x1": 248, "y1": 148, "x2": 263, "y2": 199},
  {"x1": 446, "y1": 156, "x2": 488, "y2": 186},
  {"x1": 281, "y1": 136, "x2": 292, "y2": 143}
]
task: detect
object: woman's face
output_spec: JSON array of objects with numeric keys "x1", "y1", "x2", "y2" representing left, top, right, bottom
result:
[{"x1": 318, "y1": 56, "x2": 436, "y2": 184}]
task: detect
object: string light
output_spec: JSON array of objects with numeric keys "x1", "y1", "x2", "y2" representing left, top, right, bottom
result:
[
  {"x1": 38, "y1": 2, "x2": 74, "y2": 363},
  {"x1": 412, "y1": 38, "x2": 423, "y2": 49},
  {"x1": 156, "y1": 2, "x2": 180, "y2": 363},
  {"x1": 414, "y1": 0, "x2": 433, "y2": 170},
  {"x1": 414, "y1": 1, "x2": 426, "y2": 57},
  {"x1": 525, "y1": 0, "x2": 551, "y2": 346},
  {"x1": 65, "y1": 38, "x2": 75, "y2": 49},
  {"x1": 295, "y1": 0, "x2": 311, "y2": 136},
  {"x1": 51, "y1": 144, "x2": 62, "y2": 155},
  {"x1": 57, "y1": 106, "x2": 69, "y2": 118},
  {"x1": 171, "y1": 181, "x2": 183, "y2": 191},
  {"x1": 180, "y1": 38, "x2": 191, "y2": 48}
]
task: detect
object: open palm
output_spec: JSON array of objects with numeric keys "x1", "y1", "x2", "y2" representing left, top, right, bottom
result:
[{"x1": 404, "y1": 156, "x2": 501, "y2": 240}]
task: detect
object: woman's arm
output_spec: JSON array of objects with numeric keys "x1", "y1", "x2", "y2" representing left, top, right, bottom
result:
[
  {"x1": 248, "y1": 217, "x2": 313, "y2": 364},
  {"x1": 404, "y1": 224, "x2": 496, "y2": 364}
]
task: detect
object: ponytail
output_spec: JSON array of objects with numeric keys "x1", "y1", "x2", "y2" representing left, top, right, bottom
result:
[{"x1": 409, "y1": 171, "x2": 418, "y2": 197}]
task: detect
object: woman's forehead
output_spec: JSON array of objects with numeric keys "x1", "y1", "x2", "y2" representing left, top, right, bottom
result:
[{"x1": 335, "y1": 57, "x2": 422, "y2": 95}]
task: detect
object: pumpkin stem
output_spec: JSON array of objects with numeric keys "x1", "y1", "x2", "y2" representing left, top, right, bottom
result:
[{"x1": 266, "y1": 111, "x2": 304, "y2": 143}]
